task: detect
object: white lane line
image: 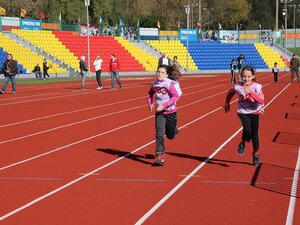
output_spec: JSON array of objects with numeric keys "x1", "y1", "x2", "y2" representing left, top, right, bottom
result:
[
  {"x1": 135, "y1": 128, "x2": 243, "y2": 225},
  {"x1": 0, "y1": 92, "x2": 63, "y2": 102},
  {"x1": 285, "y1": 146, "x2": 300, "y2": 225},
  {"x1": 0, "y1": 79, "x2": 226, "y2": 128},
  {"x1": 0, "y1": 80, "x2": 150, "y2": 107},
  {"x1": 135, "y1": 76, "x2": 293, "y2": 224},
  {"x1": 0, "y1": 75, "x2": 285, "y2": 221},
  {"x1": 0, "y1": 92, "x2": 90, "y2": 106},
  {"x1": 0, "y1": 88, "x2": 226, "y2": 169},
  {"x1": 0, "y1": 84, "x2": 227, "y2": 144}
]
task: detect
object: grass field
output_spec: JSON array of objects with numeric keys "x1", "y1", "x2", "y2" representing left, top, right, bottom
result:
[{"x1": 288, "y1": 47, "x2": 300, "y2": 56}]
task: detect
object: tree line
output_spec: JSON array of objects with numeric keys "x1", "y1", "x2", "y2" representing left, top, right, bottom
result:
[{"x1": 1, "y1": 0, "x2": 300, "y2": 30}]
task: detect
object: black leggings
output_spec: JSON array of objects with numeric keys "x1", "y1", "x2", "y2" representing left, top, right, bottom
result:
[{"x1": 239, "y1": 113, "x2": 260, "y2": 151}]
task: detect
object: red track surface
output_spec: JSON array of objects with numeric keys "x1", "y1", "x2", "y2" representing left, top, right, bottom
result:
[{"x1": 0, "y1": 73, "x2": 299, "y2": 225}]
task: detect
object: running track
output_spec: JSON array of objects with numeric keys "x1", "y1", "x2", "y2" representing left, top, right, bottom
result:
[{"x1": 0, "y1": 74, "x2": 299, "y2": 225}]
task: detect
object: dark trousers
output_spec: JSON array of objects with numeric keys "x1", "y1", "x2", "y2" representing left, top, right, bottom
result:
[
  {"x1": 291, "y1": 69, "x2": 299, "y2": 82},
  {"x1": 231, "y1": 70, "x2": 236, "y2": 83},
  {"x1": 273, "y1": 72, "x2": 278, "y2": 82},
  {"x1": 155, "y1": 112, "x2": 178, "y2": 154},
  {"x1": 43, "y1": 69, "x2": 50, "y2": 78},
  {"x1": 239, "y1": 113, "x2": 260, "y2": 152},
  {"x1": 96, "y1": 70, "x2": 102, "y2": 87}
]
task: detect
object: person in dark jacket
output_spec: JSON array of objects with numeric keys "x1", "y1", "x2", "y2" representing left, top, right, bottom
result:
[
  {"x1": 43, "y1": 59, "x2": 50, "y2": 80},
  {"x1": 290, "y1": 54, "x2": 300, "y2": 83},
  {"x1": 33, "y1": 64, "x2": 42, "y2": 78},
  {"x1": 0, "y1": 53, "x2": 18, "y2": 94},
  {"x1": 79, "y1": 56, "x2": 88, "y2": 89}
]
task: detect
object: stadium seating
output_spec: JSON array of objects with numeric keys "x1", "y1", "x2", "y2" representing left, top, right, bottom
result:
[
  {"x1": 54, "y1": 32, "x2": 145, "y2": 72},
  {"x1": 0, "y1": 33, "x2": 65, "y2": 74},
  {"x1": 115, "y1": 37, "x2": 158, "y2": 72},
  {"x1": 183, "y1": 41, "x2": 269, "y2": 70},
  {"x1": 147, "y1": 40, "x2": 198, "y2": 70},
  {"x1": 254, "y1": 43, "x2": 285, "y2": 68},
  {"x1": 12, "y1": 29, "x2": 79, "y2": 71}
]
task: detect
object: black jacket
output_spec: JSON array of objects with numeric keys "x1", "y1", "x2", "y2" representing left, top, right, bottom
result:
[
  {"x1": 2, "y1": 59, "x2": 18, "y2": 76},
  {"x1": 79, "y1": 60, "x2": 88, "y2": 73}
]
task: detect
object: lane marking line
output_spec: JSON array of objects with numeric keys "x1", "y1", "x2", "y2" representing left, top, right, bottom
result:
[
  {"x1": 0, "y1": 79, "x2": 228, "y2": 128},
  {"x1": 0, "y1": 177, "x2": 62, "y2": 181},
  {"x1": 285, "y1": 146, "x2": 300, "y2": 225},
  {"x1": 95, "y1": 178, "x2": 166, "y2": 182},
  {"x1": 135, "y1": 77, "x2": 293, "y2": 225}
]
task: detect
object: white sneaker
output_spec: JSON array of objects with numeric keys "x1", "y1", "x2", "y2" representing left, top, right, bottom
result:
[{"x1": 97, "y1": 86, "x2": 103, "y2": 90}]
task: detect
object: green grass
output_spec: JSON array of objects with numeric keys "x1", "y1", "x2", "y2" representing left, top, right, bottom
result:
[
  {"x1": 0, "y1": 77, "x2": 81, "y2": 85},
  {"x1": 288, "y1": 48, "x2": 300, "y2": 56}
]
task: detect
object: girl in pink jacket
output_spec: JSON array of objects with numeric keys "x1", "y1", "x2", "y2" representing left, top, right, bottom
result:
[
  {"x1": 225, "y1": 66, "x2": 264, "y2": 166},
  {"x1": 147, "y1": 65, "x2": 182, "y2": 166}
]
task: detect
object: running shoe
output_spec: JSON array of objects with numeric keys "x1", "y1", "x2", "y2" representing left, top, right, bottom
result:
[
  {"x1": 154, "y1": 153, "x2": 165, "y2": 166},
  {"x1": 253, "y1": 155, "x2": 260, "y2": 166},
  {"x1": 237, "y1": 143, "x2": 245, "y2": 156}
]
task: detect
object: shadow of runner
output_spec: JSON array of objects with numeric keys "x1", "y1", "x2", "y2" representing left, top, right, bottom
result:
[
  {"x1": 96, "y1": 148, "x2": 155, "y2": 165},
  {"x1": 251, "y1": 163, "x2": 299, "y2": 198},
  {"x1": 273, "y1": 132, "x2": 300, "y2": 146},
  {"x1": 166, "y1": 152, "x2": 253, "y2": 167}
]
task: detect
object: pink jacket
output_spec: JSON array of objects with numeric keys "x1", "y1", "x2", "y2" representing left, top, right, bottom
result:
[
  {"x1": 147, "y1": 78, "x2": 182, "y2": 114},
  {"x1": 225, "y1": 82, "x2": 264, "y2": 114}
]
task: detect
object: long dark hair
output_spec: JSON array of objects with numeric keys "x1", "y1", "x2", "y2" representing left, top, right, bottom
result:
[{"x1": 157, "y1": 65, "x2": 181, "y2": 81}]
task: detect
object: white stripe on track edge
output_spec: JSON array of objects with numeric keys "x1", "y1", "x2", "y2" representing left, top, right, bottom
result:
[
  {"x1": 135, "y1": 77, "x2": 293, "y2": 224},
  {"x1": 285, "y1": 146, "x2": 300, "y2": 225}
]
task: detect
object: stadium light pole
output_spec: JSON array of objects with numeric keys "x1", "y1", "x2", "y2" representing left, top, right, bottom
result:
[
  {"x1": 276, "y1": 0, "x2": 279, "y2": 31},
  {"x1": 184, "y1": 1, "x2": 190, "y2": 74},
  {"x1": 288, "y1": 4, "x2": 300, "y2": 48},
  {"x1": 85, "y1": 0, "x2": 91, "y2": 78}
]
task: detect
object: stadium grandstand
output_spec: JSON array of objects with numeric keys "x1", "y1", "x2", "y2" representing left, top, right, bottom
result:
[{"x1": 0, "y1": 15, "x2": 298, "y2": 76}]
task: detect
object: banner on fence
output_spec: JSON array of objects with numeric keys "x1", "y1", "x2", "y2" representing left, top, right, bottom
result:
[
  {"x1": 20, "y1": 19, "x2": 41, "y2": 30},
  {"x1": 179, "y1": 29, "x2": 197, "y2": 41}
]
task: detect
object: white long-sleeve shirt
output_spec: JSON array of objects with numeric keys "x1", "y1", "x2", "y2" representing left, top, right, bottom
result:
[{"x1": 93, "y1": 58, "x2": 103, "y2": 71}]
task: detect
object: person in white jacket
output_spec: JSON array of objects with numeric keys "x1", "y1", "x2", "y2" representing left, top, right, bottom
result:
[{"x1": 93, "y1": 55, "x2": 103, "y2": 89}]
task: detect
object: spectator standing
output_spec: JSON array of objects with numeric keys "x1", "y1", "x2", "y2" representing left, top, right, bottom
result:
[
  {"x1": 290, "y1": 54, "x2": 300, "y2": 83},
  {"x1": 230, "y1": 58, "x2": 238, "y2": 83},
  {"x1": 272, "y1": 62, "x2": 279, "y2": 83},
  {"x1": 79, "y1": 56, "x2": 88, "y2": 89},
  {"x1": 237, "y1": 53, "x2": 245, "y2": 82},
  {"x1": 158, "y1": 54, "x2": 171, "y2": 67},
  {"x1": 93, "y1": 55, "x2": 103, "y2": 89},
  {"x1": 171, "y1": 56, "x2": 180, "y2": 71},
  {"x1": 109, "y1": 54, "x2": 122, "y2": 90},
  {"x1": 43, "y1": 59, "x2": 50, "y2": 80},
  {"x1": 0, "y1": 53, "x2": 18, "y2": 94}
]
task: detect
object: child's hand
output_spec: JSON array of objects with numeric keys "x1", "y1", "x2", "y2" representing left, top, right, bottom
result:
[
  {"x1": 224, "y1": 103, "x2": 230, "y2": 113},
  {"x1": 148, "y1": 104, "x2": 154, "y2": 112},
  {"x1": 243, "y1": 84, "x2": 250, "y2": 93},
  {"x1": 156, "y1": 104, "x2": 164, "y2": 112}
]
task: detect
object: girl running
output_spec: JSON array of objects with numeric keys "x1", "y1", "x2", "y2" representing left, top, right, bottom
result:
[
  {"x1": 224, "y1": 66, "x2": 264, "y2": 166},
  {"x1": 147, "y1": 65, "x2": 182, "y2": 166}
]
